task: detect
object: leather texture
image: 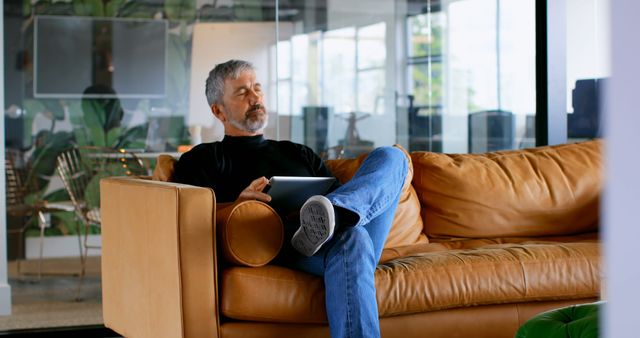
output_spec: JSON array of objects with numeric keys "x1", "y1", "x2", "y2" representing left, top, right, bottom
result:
[
  {"x1": 326, "y1": 144, "x2": 428, "y2": 248},
  {"x1": 411, "y1": 140, "x2": 602, "y2": 239},
  {"x1": 217, "y1": 201, "x2": 283, "y2": 267},
  {"x1": 151, "y1": 154, "x2": 178, "y2": 182},
  {"x1": 102, "y1": 141, "x2": 603, "y2": 338},
  {"x1": 221, "y1": 241, "x2": 600, "y2": 322},
  {"x1": 219, "y1": 299, "x2": 599, "y2": 338},
  {"x1": 380, "y1": 231, "x2": 599, "y2": 262},
  {"x1": 101, "y1": 177, "x2": 219, "y2": 338}
]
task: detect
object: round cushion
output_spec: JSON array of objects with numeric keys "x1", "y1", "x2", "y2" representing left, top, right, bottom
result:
[
  {"x1": 516, "y1": 302, "x2": 601, "y2": 338},
  {"x1": 217, "y1": 200, "x2": 284, "y2": 267}
]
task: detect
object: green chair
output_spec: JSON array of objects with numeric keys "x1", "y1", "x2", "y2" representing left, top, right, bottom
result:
[{"x1": 516, "y1": 302, "x2": 602, "y2": 338}]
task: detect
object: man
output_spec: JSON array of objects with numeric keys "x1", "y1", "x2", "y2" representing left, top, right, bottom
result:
[{"x1": 174, "y1": 59, "x2": 407, "y2": 338}]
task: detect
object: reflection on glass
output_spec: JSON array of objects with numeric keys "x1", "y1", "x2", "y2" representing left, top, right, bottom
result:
[
  {"x1": 291, "y1": 34, "x2": 310, "y2": 117},
  {"x1": 357, "y1": 22, "x2": 386, "y2": 69},
  {"x1": 278, "y1": 81, "x2": 292, "y2": 116},
  {"x1": 447, "y1": 0, "x2": 535, "y2": 152},
  {"x1": 408, "y1": 12, "x2": 444, "y2": 57},
  {"x1": 357, "y1": 70, "x2": 385, "y2": 114},
  {"x1": 3, "y1": 0, "x2": 275, "y2": 330},
  {"x1": 277, "y1": 40, "x2": 292, "y2": 80},
  {"x1": 566, "y1": 0, "x2": 609, "y2": 141},
  {"x1": 409, "y1": 63, "x2": 443, "y2": 108},
  {"x1": 3, "y1": 0, "x2": 545, "y2": 328},
  {"x1": 323, "y1": 27, "x2": 357, "y2": 114}
]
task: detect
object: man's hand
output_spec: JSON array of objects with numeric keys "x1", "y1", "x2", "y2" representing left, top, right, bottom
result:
[{"x1": 237, "y1": 176, "x2": 272, "y2": 203}]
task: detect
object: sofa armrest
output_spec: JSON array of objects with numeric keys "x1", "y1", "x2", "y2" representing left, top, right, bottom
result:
[{"x1": 101, "y1": 177, "x2": 219, "y2": 338}]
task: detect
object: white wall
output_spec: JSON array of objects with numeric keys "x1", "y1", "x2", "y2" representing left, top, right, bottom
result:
[
  {"x1": 0, "y1": 0, "x2": 12, "y2": 316},
  {"x1": 604, "y1": 0, "x2": 639, "y2": 337}
]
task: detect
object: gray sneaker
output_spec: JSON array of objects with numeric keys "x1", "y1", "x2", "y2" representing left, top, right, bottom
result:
[{"x1": 291, "y1": 195, "x2": 336, "y2": 257}]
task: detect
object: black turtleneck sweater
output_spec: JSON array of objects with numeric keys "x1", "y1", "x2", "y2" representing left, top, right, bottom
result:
[{"x1": 173, "y1": 135, "x2": 339, "y2": 203}]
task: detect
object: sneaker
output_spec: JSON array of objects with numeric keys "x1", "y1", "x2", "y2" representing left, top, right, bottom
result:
[{"x1": 291, "y1": 195, "x2": 335, "y2": 257}]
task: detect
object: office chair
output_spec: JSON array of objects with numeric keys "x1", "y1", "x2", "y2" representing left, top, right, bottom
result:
[{"x1": 468, "y1": 110, "x2": 515, "y2": 153}]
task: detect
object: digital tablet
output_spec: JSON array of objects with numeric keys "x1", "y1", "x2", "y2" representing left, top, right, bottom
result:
[{"x1": 266, "y1": 176, "x2": 336, "y2": 213}]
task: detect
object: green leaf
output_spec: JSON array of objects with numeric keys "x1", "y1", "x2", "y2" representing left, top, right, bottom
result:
[
  {"x1": 24, "y1": 192, "x2": 41, "y2": 206},
  {"x1": 165, "y1": 0, "x2": 196, "y2": 21},
  {"x1": 68, "y1": 101, "x2": 91, "y2": 146},
  {"x1": 84, "y1": 172, "x2": 110, "y2": 209},
  {"x1": 115, "y1": 125, "x2": 148, "y2": 149},
  {"x1": 105, "y1": 0, "x2": 126, "y2": 17},
  {"x1": 81, "y1": 99, "x2": 109, "y2": 146},
  {"x1": 116, "y1": 0, "x2": 155, "y2": 18},
  {"x1": 23, "y1": 0, "x2": 32, "y2": 17},
  {"x1": 72, "y1": 0, "x2": 104, "y2": 16},
  {"x1": 51, "y1": 211, "x2": 81, "y2": 235},
  {"x1": 43, "y1": 188, "x2": 71, "y2": 202},
  {"x1": 106, "y1": 127, "x2": 124, "y2": 147},
  {"x1": 24, "y1": 99, "x2": 45, "y2": 115},
  {"x1": 27, "y1": 131, "x2": 75, "y2": 191},
  {"x1": 164, "y1": 28, "x2": 192, "y2": 114}
]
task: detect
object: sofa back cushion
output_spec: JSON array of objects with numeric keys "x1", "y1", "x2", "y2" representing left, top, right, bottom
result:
[
  {"x1": 410, "y1": 140, "x2": 602, "y2": 239},
  {"x1": 152, "y1": 154, "x2": 178, "y2": 182},
  {"x1": 326, "y1": 145, "x2": 428, "y2": 248}
]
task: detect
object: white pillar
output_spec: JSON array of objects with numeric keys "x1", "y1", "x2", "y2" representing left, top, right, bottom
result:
[
  {"x1": 604, "y1": 0, "x2": 639, "y2": 337},
  {"x1": 0, "y1": 0, "x2": 13, "y2": 316}
]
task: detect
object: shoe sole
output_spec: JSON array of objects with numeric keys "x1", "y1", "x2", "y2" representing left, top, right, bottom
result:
[{"x1": 292, "y1": 196, "x2": 335, "y2": 257}]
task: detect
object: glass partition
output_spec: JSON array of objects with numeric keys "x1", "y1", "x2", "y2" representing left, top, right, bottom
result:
[
  {"x1": 274, "y1": 0, "x2": 536, "y2": 158},
  {"x1": 2, "y1": 0, "x2": 550, "y2": 332},
  {"x1": 2, "y1": 0, "x2": 277, "y2": 331},
  {"x1": 566, "y1": 0, "x2": 609, "y2": 142}
]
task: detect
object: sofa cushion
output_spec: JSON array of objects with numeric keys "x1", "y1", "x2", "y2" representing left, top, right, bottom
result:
[
  {"x1": 152, "y1": 154, "x2": 177, "y2": 182},
  {"x1": 326, "y1": 145, "x2": 428, "y2": 249},
  {"x1": 220, "y1": 242, "x2": 600, "y2": 323},
  {"x1": 216, "y1": 201, "x2": 283, "y2": 267},
  {"x1": 410, "y1": 140, "x2": 602, "y2": 239}
]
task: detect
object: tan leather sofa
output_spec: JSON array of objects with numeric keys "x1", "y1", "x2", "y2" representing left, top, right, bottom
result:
[{"x1": 100, "y1": 140, "x2": 602, "y2": 338}]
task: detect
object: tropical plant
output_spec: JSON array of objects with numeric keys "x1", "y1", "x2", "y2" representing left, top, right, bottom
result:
[{"x1": 15, "y1": 0, "x2": 195, "y2": 237}]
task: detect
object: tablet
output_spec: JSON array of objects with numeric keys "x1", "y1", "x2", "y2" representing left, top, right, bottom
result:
[{"x1": 266, "y1": 176, "x2": 336, "y2": 213}]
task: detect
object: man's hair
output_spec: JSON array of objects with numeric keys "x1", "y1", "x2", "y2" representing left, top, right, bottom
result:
[{"x1": 205, "y1": 60, "x2": 255, "y2": 106}]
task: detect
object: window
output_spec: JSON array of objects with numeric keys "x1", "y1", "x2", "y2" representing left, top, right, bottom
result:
[{"x1": 566, "y1": 0, "x2": 609, "y2": 141}]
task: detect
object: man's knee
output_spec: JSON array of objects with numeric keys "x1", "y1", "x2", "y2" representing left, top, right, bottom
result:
[{"x1": 370, "y1": 146, "x2": 407, "y2": 174}]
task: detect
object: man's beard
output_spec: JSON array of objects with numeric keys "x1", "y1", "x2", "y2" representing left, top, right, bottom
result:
[{"x1": 227, "y1": 104, "x2": 268, "y2": 133}]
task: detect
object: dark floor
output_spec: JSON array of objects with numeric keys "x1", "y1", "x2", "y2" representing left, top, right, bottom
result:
[{"x1": 0, "y1": 325, "x2": 120, "y2": 337}]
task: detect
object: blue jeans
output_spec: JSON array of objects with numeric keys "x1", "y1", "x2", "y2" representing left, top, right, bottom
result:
[{"x1": 282, "y1": 146, "x2": 408, "y2": 338}]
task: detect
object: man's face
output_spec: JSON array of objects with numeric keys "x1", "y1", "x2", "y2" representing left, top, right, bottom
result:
[{"x1": 214, "y1": 70, "x2": 267, "y2": 136}]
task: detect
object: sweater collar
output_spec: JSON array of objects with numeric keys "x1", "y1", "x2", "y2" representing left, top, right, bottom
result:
[{"x1": 222, "y1": 134, "x2": 267, "y2": 146}]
